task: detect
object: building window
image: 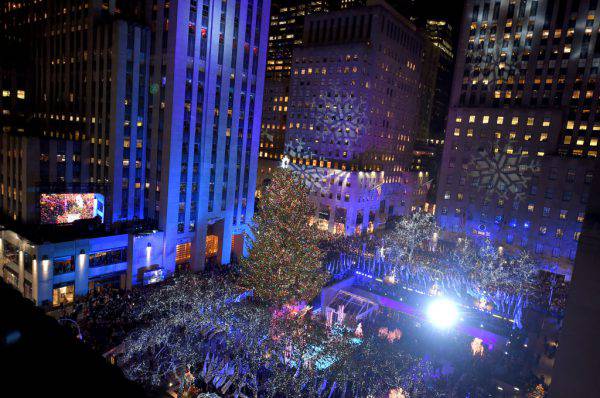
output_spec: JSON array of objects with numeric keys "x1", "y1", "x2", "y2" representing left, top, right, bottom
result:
[
  {"x1": 206, "y1": 235, "x2": 219, "y2": 257},
  {"x1": 53, "y1": 256, "x2": 75, "y2": 275},
  {"x1": 53, "y1": 284, "x2": 75, "y2": 307},
  {"x1": 176, "y1": 242, "x2": 192, "y2": 264},
  {"x1": 89, "y1": 248, "x2": 127, "y2": 268}
]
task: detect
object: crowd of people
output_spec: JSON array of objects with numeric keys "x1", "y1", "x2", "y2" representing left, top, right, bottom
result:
[
  {"x1": 45, "y1": 241, "x2": 561, "y2": 397},
  {"x1": 55, "y1": 285, "x2": 149, "y2": 354}
]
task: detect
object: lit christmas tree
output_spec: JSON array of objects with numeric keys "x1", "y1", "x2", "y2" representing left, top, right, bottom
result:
[{"x1": 240, "y1": 167, "x2": 328, "y2": 307}]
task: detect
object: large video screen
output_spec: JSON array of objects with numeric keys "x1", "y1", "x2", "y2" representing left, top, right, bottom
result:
[{"x1": 40, "y1": 193, "x2": 104, "y2": 224}]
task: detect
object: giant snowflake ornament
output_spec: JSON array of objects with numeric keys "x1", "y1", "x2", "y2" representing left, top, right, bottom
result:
[
  {"x1": 469, "y1": 145, "x2": 539, "y2": 202},
  {"x1": 315, "y1": 95, "x2": 366, "y2": 145}
]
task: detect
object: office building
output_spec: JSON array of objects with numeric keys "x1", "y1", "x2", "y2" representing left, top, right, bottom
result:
[
  {"x1": 0, "y1": 0, "x2": 270, "y2": 305},
  {"x1": 282, "y1": 0, "x2": 424, "y2": 234},
  {"x1": 425, "y1": 19, "x2": 454, "y2": 141},
  {"x1": 437, "y1": 0, "x2": 599, "y2": 277},
  {"x1": 260, "y1": 0, "x2": 328, "y2": 160}
]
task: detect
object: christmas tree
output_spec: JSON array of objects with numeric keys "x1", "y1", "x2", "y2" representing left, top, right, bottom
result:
[{"x1": 241, "y1": 167, "x2": 328, "y2": 307}]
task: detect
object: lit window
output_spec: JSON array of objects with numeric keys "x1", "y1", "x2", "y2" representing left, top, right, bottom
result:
[
  {"x1": 540, "y1": 133, "x2": 548, "y2": 142},
  {"x1": 1, "y1": 90, "x2": 9, "y2": 97},
  {"x1": 527, "y1": 117, "x2": 534, "y2": 126},
  {"x1": 17, "y1": 90, "x2": 25, "y2": 99},
  {"x1": 469, "y1": 115, "x2": 476, "y2": 123},
  {"x1": 497, "y1": 116, "x2": 504, "y2": 125},
  {"x1": 564, "y1": 136, "x2": 572, "y2": 145},
  {"x1": 453, "y1": 128, "x2": 460, "y2": 136},
  {"x1": 482, "y1": 115, "x2": 489, "y2": 124},
  {"x1": 511, "y1": 117, "x2": 519, "y2": 125}
]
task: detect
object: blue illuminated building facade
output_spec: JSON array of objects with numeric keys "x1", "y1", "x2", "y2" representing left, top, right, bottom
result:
[
  {"x1": 437, "y1": 0, "x2": 599, "y2": 278},
  {"x1": 0, "y1": 0, "x2": 269, "y2": 306}
]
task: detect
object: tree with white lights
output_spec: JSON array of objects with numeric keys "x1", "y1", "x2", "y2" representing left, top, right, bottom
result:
[
  {"x1": 118, "y1": 273, "x2": 432, "y2": 397},
  {"x1": 386, "y1": 211, "x2": 439, "y2": 268},
  {"x1": 119, "y1": 274, "x2": 272, "y2": 397},
  {"x1": 469, "y1": 239, "x2": 537, "y2": 296}
]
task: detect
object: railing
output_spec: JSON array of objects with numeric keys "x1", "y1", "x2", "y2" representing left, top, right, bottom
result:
[{"x1": 326, "y1": 252, "x2": 527, "y2": 329}]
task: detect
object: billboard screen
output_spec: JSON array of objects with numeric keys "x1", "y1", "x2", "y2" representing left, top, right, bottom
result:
[{"x1": 40, "y1": 193, "x2": 104, "y2": 224}]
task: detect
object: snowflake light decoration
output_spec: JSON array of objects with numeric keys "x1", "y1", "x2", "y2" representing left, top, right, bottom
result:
[
  {"x1": 287, "y1": 162, "x2": 348, "y2": 192},
  {"x1": 469, "y1": 145, "x2": 539, "y2": 202},
  {"x1": 315, "y1": 95, "x2": 366, "y2": 145}
]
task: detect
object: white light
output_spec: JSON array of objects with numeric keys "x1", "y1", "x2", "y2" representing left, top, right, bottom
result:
[{"x1": 426, "y1": 298, "x2": 459, "y2": 329}]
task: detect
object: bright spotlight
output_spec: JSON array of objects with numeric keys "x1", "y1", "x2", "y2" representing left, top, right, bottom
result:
[{"x1": 426, "y1": 298, "x2": 459, "y2": 329}]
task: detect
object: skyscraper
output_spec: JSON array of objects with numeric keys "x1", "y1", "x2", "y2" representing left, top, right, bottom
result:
[
  {"x1": 144, "y1": 0, "x2": 269, "y2": 271},
  {"x1": 0, "y1": 0, "x2": 270, "y2": 305},
  {"x1": 259, "y1": 0, "x2": 328, "y2": 160},
  {"x1": 1, "y1": 0, "x2": 150, "y2": 225},
  {"x1": 282, "y1": 0, "x2": 424, "y2": 234},
  {"x1": 437, "y1": 0, "x2": 599, "y2": 277},
  {"x1": 425, "y1": 19, "x2": 454, "y2": 141}
]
